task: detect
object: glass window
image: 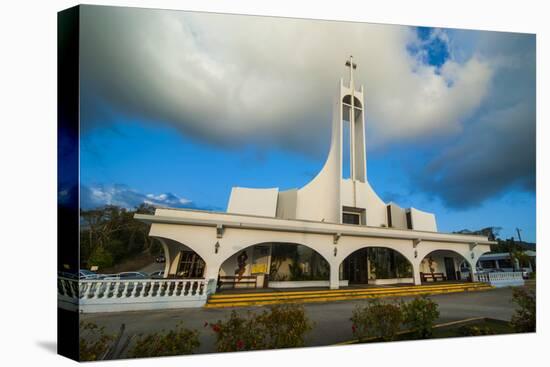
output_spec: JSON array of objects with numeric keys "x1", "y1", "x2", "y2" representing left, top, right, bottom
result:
[{"x1": 343, "y1": 212, "x2": 360, "y2": 225}]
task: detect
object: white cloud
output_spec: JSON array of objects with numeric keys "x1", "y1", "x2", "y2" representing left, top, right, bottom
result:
[
  {"x1": 80, "y1": 6, "x2": 493, "y2": 154},
  {"x1": 80, "y1": 184, "x2": 193, "y2": 210}
]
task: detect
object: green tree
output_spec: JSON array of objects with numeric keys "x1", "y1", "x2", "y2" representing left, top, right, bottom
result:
[{"x1": 80, "y1": 204, "x2": 161, "y2": 270}]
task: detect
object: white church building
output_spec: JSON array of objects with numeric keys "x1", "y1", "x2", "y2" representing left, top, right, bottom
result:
[{"x1": 135, "y1": 57, "x2": 494, "y2": 292}]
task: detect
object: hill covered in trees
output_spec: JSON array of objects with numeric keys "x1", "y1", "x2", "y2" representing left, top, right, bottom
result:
[{"x1": 80, "y1": 204, "x2": 161, "y2": 272}]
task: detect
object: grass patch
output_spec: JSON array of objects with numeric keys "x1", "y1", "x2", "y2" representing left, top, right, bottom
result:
[
  {"x1": 429, "y1": 318, "x2": 515, "y2": 339},
  {"x1": 347, "y1": 318, "x2": 517, "y2": 345}
]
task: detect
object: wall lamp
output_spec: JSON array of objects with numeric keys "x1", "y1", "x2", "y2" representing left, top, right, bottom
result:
[
  {"x1": 215, "y1": 241, "x2": 220, "y2": 254},
  {"x1": 334, "y1": 246, "x2": 338, "y2": 257}
]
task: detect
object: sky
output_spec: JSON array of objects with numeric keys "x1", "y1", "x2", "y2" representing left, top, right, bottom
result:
[{"x1": 74, "y1": 6, "x2": 536, "y2": 242}]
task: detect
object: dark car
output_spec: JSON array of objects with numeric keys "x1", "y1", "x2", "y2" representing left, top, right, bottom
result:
[
  {"x1": 149, "y1": 271, "x2": 165, "y2": 279},
  {"x1": 103, "y1": 272, "x2": 150, "y2": 280}
]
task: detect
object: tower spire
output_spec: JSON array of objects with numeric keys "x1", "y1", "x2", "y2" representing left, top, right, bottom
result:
[{"x1": 345, "y1": 55, "x2": 357, "y2": 91}]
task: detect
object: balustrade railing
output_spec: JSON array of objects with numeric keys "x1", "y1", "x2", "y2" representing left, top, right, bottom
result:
[
  {"x1": 58, "y1": 277, "x2": 208, "y2": 312},
  {"x1": 476, "y1": 271, "x2": 524, "y2": 287}
]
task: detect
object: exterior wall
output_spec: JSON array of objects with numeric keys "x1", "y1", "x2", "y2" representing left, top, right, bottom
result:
[
  {"x1": 219, "y1": 249, "x2": 251, "y2": 277},
  {"x1": 369, "y1": 278, "x2": 414, "y2": 285},
  {"x1": 388, "y1": 202, "x2": 407, "y2": 229},
  {"x1": 276, "y1": 189, "x2": 297, "y2": 219},
  {"x1": 359, "y1": 181, "x2": 388, "y2": 227},
  {"x1": 409, "y1": 207, "x2": 437, "y2": 232},
  {"x1": 270, "y1": 280, "x2": 349, "y2": 288},
  {"x1": 227, "y1": 187, "x2": 279, "y2": 217},
  {"x1": 294, "y1": 89, "x2": 343, "y2": 224}
]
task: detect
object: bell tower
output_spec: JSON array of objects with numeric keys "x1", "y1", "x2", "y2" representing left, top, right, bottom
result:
[{"x1": 342, "y1": 55, "x2": 367, "y2": 183}]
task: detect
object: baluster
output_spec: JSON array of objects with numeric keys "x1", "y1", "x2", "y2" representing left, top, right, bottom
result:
[
  {"x1": 131, "y1": 281, "x2": 139, "y2": 297},
  {"x1": 150, "y1": 280, "x2": 155, "y2": 297},
  {"x1": 71, "y1": 280, "x2": 79, "y2": 298},
  {"x1": 120, "y1": 281, "x2": 129, "y2": 298},
  {"x1": 113, "y1": 281, "x2": 121, "y2": 298},
  {"x1": 167, "y1": 281, "x2": 173, "y2": 296},
  {"x1": 141, "y1": 281, "x2": 148, "y2": 297},
  {"x1": 60, "y1": 279, "x2": 67, "y2": 296},
  {"x1": 78, "y1": 281, "x2": 84, "y2": 299},
  {"x1": 93, "y1": 282, "x2": 102, "y2": 299}
]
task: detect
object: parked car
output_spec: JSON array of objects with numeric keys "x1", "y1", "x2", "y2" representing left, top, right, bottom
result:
[
  {"x1": 79, "y1": 269, "x2": 101, "y2": 280},
  {"x1": 155, "y1": 254, "x2": 166, "y2": 263},
  {"x1": 149, "y1": 271, "x2": 165, "y2": 279},
  {"x1": 103, "y1": 272, "x2": 150, "y2": 280},
  {"x1": 58, "y1": 271, "x2": 78, "y2": 279}
]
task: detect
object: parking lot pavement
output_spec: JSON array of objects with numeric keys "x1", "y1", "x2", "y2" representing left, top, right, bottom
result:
[{"x1": 79, "y1": 287, "x2": 518, "y2": 353}]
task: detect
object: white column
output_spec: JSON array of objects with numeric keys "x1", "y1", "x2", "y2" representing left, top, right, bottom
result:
[
  {"x1": 204, "y1": 260, "x2": 222, "y2": 295},
  {"x1": 329, "y1": 261, "x2": 340, "y2": 289},
  {"x1": 412, "y1": 261, "x2": 422, "y2": 285},
  {"x1": 468, "y1": 260, "x2": 478, "y2": 282}
]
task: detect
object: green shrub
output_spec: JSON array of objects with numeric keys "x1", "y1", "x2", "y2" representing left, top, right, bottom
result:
[
  {"x1": 79, "y1": 322, "x2": 114, "y2": 361},
  {"x1": 401, "y1": 295, "x2": 440, "y2": 339},
  {"x1": 258, "y1": 304, "x2": 312, "y2": 348},
  {"x1": 210, "y1": 304, "x2": 313, "y2": 352},
  {"x1": 350, "y1": 299, "x2": 402, "y2": 341},
  {"x1": 457, "y1": 325, "x2": 496, "y2": 336},
  {"x1": 129, "y1": 322, "x2": 200, "y2": 357},
  {"x1": 210, "y1": 310, "x2": 266, "y2": 352},
  {"x1": 510, "y1": 288, "x2": 536, "y2": 332}
]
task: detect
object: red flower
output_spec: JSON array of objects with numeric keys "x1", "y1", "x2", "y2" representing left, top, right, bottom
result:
[
  {"x1": 236, "y1": 340, "x2": 244, "y2": 350},
  {"x1": 352, "y1": 324, "x2": 357, "y2": 333},
  {"x1": 212, "y1": 324, "x2": 221, "y2": 333}
]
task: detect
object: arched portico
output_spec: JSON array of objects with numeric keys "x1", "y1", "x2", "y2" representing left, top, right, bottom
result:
[
  {"x1": 142, "y1": 214, "x2": 494, "y2": 293},
  {"x1": 418, "y1": 249, "x2": 473, "y2": 283},
  {"x1": 339, "y1": 245, "x2": 415, "y2": 286},
  {"x1": 217, "y1": 242, "x2": 331, "y2": 290},
  {"x1": 154, "y1": 237, "x2": 207, "y2": 279}
]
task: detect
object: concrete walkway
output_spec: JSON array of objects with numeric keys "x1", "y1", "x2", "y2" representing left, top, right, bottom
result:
[{"x1": 80, "y1": 286, "x2": 519, "y2": 354}]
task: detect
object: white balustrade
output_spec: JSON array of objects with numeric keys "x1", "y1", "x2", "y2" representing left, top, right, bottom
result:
[
  {"x1": 58, "y1": 277, "x2": 208, "y2": 313},
  {"x1": 476, "y1": 271, "x2": 525, "y2": 288}
]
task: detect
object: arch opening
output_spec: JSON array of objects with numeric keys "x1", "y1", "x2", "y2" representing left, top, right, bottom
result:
[
  {"x1": 420, "y1": 249, "x2": 472, "y2": 283},
  {"x1": 342, "y1": 95, "x2": 362, "y2": 108},
  {"x1": 218, "y1": 242, "x2": 330, "y2": 290},
  {"x1": 154, "y1": 237, "x2": 206, "y2": 279},
  {"x1": 339, "y1": 247, "x2": 413, "y2": 285}
]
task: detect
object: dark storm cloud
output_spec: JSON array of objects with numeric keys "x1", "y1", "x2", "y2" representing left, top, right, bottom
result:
[
  {"x1": 414, "y1": 32, "x2": 535, "y2": 208},
  {"x1": 79, "y1": 6, "x2": 493, "y2": 157}
]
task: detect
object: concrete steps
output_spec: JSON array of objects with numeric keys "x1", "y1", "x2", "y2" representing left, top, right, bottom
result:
[{"x1": 205, "y1": 282, "x2": 494, "y2": 308}]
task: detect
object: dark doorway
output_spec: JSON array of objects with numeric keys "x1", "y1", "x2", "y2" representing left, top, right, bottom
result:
[
  {"x1": 444, "y1": 257, "x2": 456, "y2": 281},
  {"x1": 342, "y1": 248, "x2": 369, "y2": 283}
]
